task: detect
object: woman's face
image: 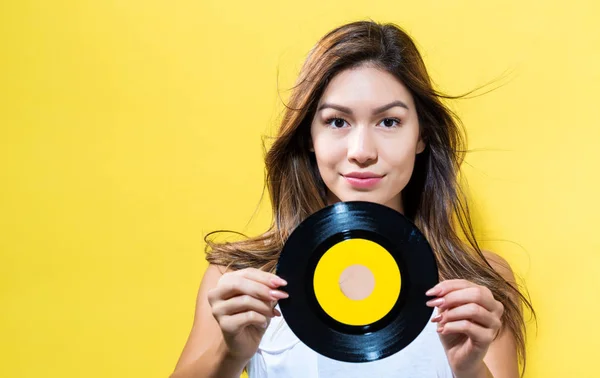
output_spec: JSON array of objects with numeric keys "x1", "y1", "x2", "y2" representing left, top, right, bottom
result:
[{"x1": 310, "y1": 64, "x2": 425, "y2": 214}]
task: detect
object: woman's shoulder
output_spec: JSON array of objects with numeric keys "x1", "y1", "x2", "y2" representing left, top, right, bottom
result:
[{"x1": 481, "y1": 250, "x2": 517, "y2": 285}]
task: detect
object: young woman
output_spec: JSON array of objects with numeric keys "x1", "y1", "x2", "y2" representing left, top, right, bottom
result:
[{"x1": 170, "y1": 20, "x2": 534, "y2": 378}]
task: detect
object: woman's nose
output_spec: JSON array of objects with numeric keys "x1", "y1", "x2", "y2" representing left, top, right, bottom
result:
[{"x1": 347, "y1": 126, "x2": 378, "y2": 166}]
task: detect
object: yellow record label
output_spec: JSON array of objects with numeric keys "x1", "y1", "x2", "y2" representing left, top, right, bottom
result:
[{"x1": 313, "y1": 238, "x2": 401, "y2": 326}]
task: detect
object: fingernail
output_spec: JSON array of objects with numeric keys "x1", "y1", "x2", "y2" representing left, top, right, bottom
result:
[
  {"x1": 273, "y1": 308, "x2": 282, "y2": 317},
  {"x1": 437, "y1": 325, "x2": 444, "y2": 333},
  {"x1": 426, "y1": 298, "x2": 444, "y2": 307},
  {"x1": 431, "y1": 314, "x2": 442, "y2": 322},
  {"x1": 426, "y1": 287, "x2": 440, "y2": 296},
  {"x1": 270, "y1": 290, "x2": 289, "y2": 299},
  {"x1": 271, "y1": 277, "x2": 287, "y2": 286},
  {"x1": 262, "y1": 322, "x2": 268, "y2": 328}
]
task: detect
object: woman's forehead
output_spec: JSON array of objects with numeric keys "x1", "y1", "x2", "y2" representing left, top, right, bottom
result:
[{"x1": 317, "y1": 66, "x2": 414, "y2": 112}]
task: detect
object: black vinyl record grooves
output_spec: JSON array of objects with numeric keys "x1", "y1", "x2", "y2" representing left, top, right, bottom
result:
[{"x1": 275, "y1": 201, "x2": 439, "y2": 363}]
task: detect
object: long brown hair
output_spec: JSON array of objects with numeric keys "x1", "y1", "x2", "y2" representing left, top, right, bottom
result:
[{"x1": 205, "y1": 20, "x2": 534, "y2": 375}]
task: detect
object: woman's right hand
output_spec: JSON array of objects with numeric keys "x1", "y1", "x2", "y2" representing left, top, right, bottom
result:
[{"x1": 207, "y1": 267, "x2": 289, "y2": 361}]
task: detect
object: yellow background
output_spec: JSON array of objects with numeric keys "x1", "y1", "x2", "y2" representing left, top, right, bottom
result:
[{"x1": 1, "y1": 1, "x2": 599, "y2": 377}]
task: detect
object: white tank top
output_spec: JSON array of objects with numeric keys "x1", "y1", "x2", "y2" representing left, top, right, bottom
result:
[{"x1": 247, "y1": 306, "x2": 454, "y2": 378}]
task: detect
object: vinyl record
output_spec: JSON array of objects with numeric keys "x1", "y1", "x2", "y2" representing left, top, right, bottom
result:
[{"x1": 275, "y1": 201, "x2": 439, "y2": 363}]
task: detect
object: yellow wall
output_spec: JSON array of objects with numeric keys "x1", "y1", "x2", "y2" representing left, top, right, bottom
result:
[{"x1": 2, "y1": 1, "x2": 599, "y2": 377}]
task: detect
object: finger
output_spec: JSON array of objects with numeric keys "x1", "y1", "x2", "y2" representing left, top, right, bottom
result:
[
  {"x1": 429, "y1": 286, "x2": 498, "y2": 312},
  {"x1": 219, "y1": 311, "x2": 269, "y2": 334},
  {"x1": 270, "y1": 299, "x2": 282, "y2": 316},
  {"x1": 438, "y1": 320, "x2": 496, "y2": 345},
  {"x1": 426, "y1": 279, "x2": 474, "y2": 297},
  {"x1": 235, "y1": 268, "x2": 287, "y2": 288},
  {"x1": 214, "y1": 274, "x2": 289, "y2": 302},
  {"x1": 432, "y1": 303, "x2": 501, "y2": 330},
  {"x1": 212, "y1": 294, "x2": 281, "y2": 319}
]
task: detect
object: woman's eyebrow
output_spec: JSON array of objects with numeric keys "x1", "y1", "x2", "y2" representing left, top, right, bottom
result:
[{"x1": 317, "y1": 100, "x2": 409, "y2": 115}]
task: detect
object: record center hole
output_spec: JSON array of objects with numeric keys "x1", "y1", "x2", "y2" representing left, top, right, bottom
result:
[{"x1": 339, "y1": 264, "x2": 375, "y2": 301}]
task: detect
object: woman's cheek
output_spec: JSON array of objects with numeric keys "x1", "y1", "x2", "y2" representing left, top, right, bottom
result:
[{"x1": 389, "y1": 155, "x2": 417, "y2": 189}]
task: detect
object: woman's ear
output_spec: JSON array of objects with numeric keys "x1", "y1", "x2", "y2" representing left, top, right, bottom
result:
[{"x1": 416, "y1": 136, "x2": 426, "y2": 154}]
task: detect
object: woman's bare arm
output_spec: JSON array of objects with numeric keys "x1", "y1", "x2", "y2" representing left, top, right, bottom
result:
[
  {"x1": 170, "y1": 265, "x2": 246, "y2": 378},
  {"x1": 481, "y1": 251, "x2": 521, "y2": 378},
  {"x1": 170, "y1": 264, "x2": 286, "y2": 378}
]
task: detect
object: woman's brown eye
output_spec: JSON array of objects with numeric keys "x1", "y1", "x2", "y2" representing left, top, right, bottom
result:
[
  {"x1": 381, "y1": 118, "x2": 400, "y2": 128},
  {"x1": 326, "y1": 118, "x2": 347, "y2": 128}
]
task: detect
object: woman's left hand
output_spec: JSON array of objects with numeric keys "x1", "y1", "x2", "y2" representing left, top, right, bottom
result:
[{"x1": 426, "y1": 279, "x2": 504, "y2": 376}]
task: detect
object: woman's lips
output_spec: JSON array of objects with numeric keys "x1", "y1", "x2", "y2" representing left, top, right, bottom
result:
[{"x1": 343, "y1": 176, "x2": 383, "y2": 189}]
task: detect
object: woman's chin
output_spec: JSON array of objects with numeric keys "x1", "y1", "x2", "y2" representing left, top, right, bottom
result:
[{"x1": 333, "y1": 192, "x2": 383, "y2": 204}]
